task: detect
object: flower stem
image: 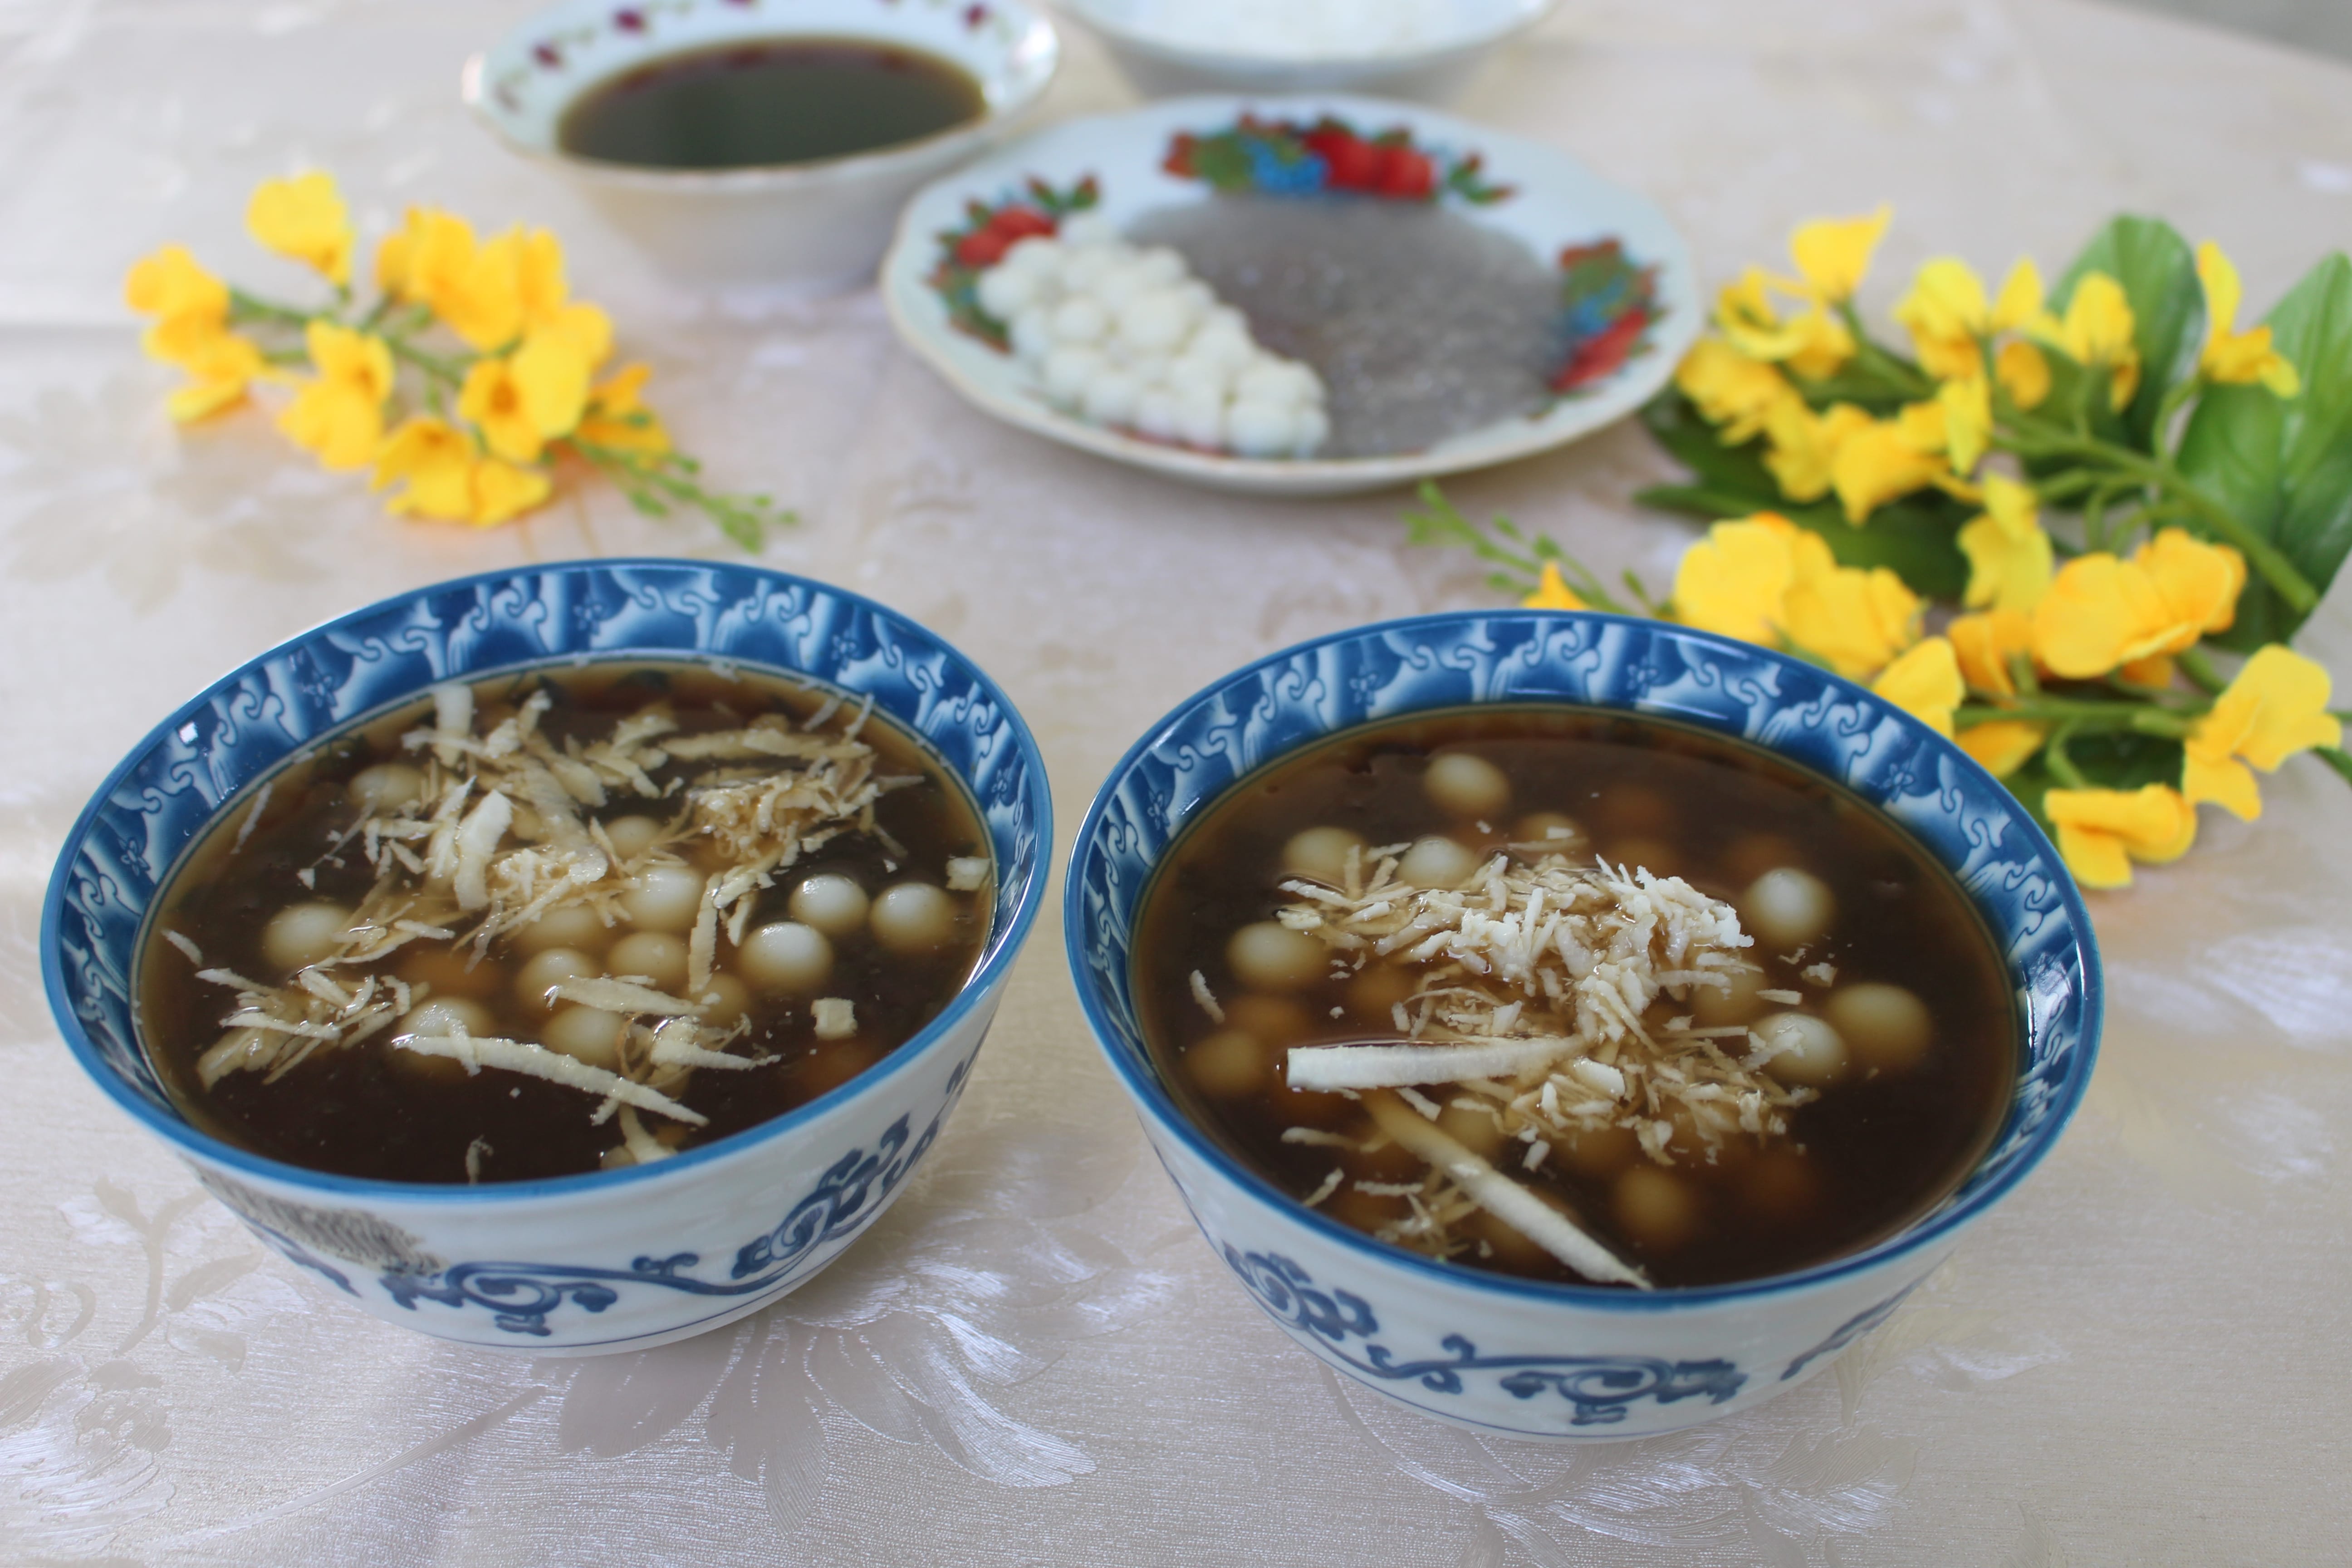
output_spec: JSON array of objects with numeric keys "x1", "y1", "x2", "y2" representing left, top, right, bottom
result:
[
  {"x1": 382, "y1": 333, "x2": 470, "y2": 388},
  {"x1": 2176, "y1": 646, "x2": 2228, "y2": 695},
  {"x1": 1955, "y1": 696, "x2": 2201, "y2": 735},
  {"x1": 227, "y1": 289, "x2": 317, "y2": 329},
  {"x1": 1994, "y1": 416, "x2": 2318, "y2": 612},
  {"x1": 2043, "y1": 726, "x2": 2089, "y2": 788}
]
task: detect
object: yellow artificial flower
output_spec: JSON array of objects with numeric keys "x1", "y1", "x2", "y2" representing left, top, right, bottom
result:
[
  {"x1": 1994, "y1": 338, "x2": 2051, "y2": 410},
  {"x1": 372, "y1": 416, "x2": 477, "y2": 519},
  {"x1": 373, "y1": 415, "x2": 553, "y2": 528},
  {"x1": 1675, "y1": 339, "x2": 1798, "y2": 443},
  {"x1": 1989, "y1": 258, "x2": 2044, "y2": 333},
  {"x1": 471, "y1": 458, "x2": 554, "y2": 525},
  {"x1": 2040, "y1": 272, "x2": 2141, "y2": 411},
  {"x1": 1937, "y1": 372, "x2": 1992, "y2": 476},
  {"x1": 1782, "y1": 552, "x2": 1921, "y2": 680},
  {"x1": 516, "y1": 227, "x2": 571, "y2": 331},
  {"x1": 1947, "y1": 607, "x2": 2036, "y2": 698},
  {"x1": 2195, "y1": 241, "x2": 2300, "y2": 396},
  {"x1": 1522, "y1": 561, "x2": 1588, "y2": 611},
  {"x1": 2032, "y1": 529, "x2": 2244, "y2": 680},
  {"x1": 2137, "y1": 526, "x2": 2245, "y2": 642},
  {"x1": 125, "y1": 244, "x2": 232, "y2": 366},
  {"x1": 1760, "y1": 400, "x2": 1873, "y2": 503},
  {"x1": 2179, "y1": 645, "x2": 2341, "y2": 820},
  {"x1": 245, "y1": 171, "x2": 354, "y2": 287},
  {"x1": 1892, "y1": 257, "x2": 1990, "y2": 382},
  {"x1": 1829, "y1": 411, "x2": 1946, "y2": 524},
  {"x1": 278, "y1": 320, "x2": 393, "y2": 471},
  {"x1": 1957, "y1": 720, "x2": 2047, "y2": 777},
  {"x1": 1872, "y1": 635, "x2": 1962, "y2": 736},
  {"x1": 1957, "y1": 474, "x2": 2054, "y2": 613},
  {"x1": 165, "y1": 330, "x2": 269, "y2": 422},
  {"x1": 1788, "y1": 206, "x2": 1891, "y2": 304},
  {"x1": 459, "y1": 333, "x2": 593, "y2": 464},
  {"x1": 576, "y1": 363, "x2": 671, "y2": 455},
  {"x1": 1671, "y1": 512, "x2": 1812, "y2": 643},
  {"x1": 1716, "y1": 270, "x2": 1857, "y2": 380},
  {"x1": 2044, "y1": 784, "x2": 2197, "y2": 890}
]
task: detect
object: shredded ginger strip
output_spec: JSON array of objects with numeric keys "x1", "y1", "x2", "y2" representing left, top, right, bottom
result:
[
  {"x1": 1287, "y1": 1035, "x2": 1583, "y2": 1092},
  {"x1": 1364, "y1": 1094, "x2": 1648, "y2": 1289},
  {"x1": 392, "y1": 1033, "x2": 708, "y2": 1126}
]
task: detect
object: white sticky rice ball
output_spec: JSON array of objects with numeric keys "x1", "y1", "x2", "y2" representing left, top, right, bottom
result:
[
  {"x1": 1117, "y1": 290, "x2": 1197, "y2": 355},
  {"x1": 1224, "y1": 398, "x2": 1299, "y2": 457},
  {"x1": 977, "y1": 264, "x2": 1045, "y2": 320},
  {"x1": 1226, "y1": 921, "x2": 1324, "y2": 991},
  {"x1": 738, "y1": 921, "x2": 833, "y2": 993},
  {"x1": 544, "y1": 1006, "x2": 626, "y2": 1070},
  {"x1": 1000, "y1": 235, "x2": 1062, "y2": 276},
  {"x1": 1423, "y1": 752, "x2": 1511, "y2": 819},
  {"x1": 788, "y1": 873, "x2": 869, "y2": 938},
  {"x1": 1753, "y1": 1011, "x2": 1849, "y2": 1086},
  {"x1": 1166, "y1": 352, "x2": 1235, "y2": 402},
  {"x1": 1186, "y1": 319, "x2": 1256, "y2": 374},
  {"x1": 1049, "y1": 295, "x2": 1110, "y2": 344},
  {"x1": 1009, "y1": 305, "x2": 1056, "y2": 365},
  {"x1": 1397, "y1": 835, "x2": 1481, "y2": 890},
  {"x1": 620, "y1": 863, "x2": 704, "y2": 933},
  {"x1": 1235, "y1": 358, "x2": 1318, "y2": 408},
  {"x1": 261, "y1": 902, "x2": 353, "y2": 973},
  {"x1": 1290, "y1": 404, "x2": 1331, "y2": 456},
  {"x1": 1174, "y1": 388, "x2": 1227, "y2": 449},
  {"x1": 1741, "y1": 867, "x2": 1836, "y2": 951},
  {"x1": 871, "y1": 882, "x2": 958, "y2": 953},
  {"x1": 1056, "y1": 211, "x2": 1117, "y2": 248},
  {"x1": 347, "y1": 763, "x2": 424, "y2": 813},
  {"x1": 1082, "y1": 367, "x2": 1146, "y2": 426},
  {"x1": 1133, "y1": 386, "x2": 1182, "y2": 442},
  {"x1": 1131, "y1": 246, "x2": 1186, "y2": 287},
  {"x1": 1824, "y1": 982, "x2": 1933, "y2": 1071},
  {"x1": 1043, "y1": 345, "x2": 1106, "y2": 407}
]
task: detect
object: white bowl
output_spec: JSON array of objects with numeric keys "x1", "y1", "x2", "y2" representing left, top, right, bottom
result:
[
  {"x1": 1061, "y1": 0, "x2": 1553, "y2": 103},
  {"x1": 464, "y1": 0, "x2": 1059, "y2": 290},
  {"x1": 43, "y1": 561, "x2": 1053, "y2": 1353},
  {"x1": 881, "y1": 93, "x2": 1696, "y2": 496}
]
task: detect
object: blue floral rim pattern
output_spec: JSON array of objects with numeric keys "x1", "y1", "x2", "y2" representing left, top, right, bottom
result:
[
  {"x1": 42, "y1": 559, "x2": 1051, "y2": 1204},
  {"x1": 1063, "y1": 609, "x2": 2103, "y2": 1310}
]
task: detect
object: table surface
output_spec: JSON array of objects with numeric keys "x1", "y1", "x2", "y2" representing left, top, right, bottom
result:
[{"x1": 4, "y1": 2, "x2": 2350, "y2": 1563}]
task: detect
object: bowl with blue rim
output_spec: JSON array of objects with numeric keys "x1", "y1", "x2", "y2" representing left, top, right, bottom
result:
[
  {"x1": 43, "y1": 559, "x2": 1050, "y2": 1353},
  {"x1": 1064, "y1": 609, "x2": 2099, "y2": 1437}
]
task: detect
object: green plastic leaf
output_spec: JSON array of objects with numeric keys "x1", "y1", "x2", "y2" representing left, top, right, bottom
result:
[
  {"x1": 2004, "y1": 731, "x2": 2184, "y2": 825},
  {"x1": 2056, "y1": 215, "x2": 2204, "y2": 449},
  {"x1": 2176, "y1": 253, "x2": 2352, "y2": 647},
  {"x1": 1638, "y1": 393, "x2": 1970, "y2": 599}
]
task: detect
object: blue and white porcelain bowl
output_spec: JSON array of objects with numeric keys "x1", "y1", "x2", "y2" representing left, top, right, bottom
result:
[
  {"x1": 1065, "y1": 611, "x2": 2100, "y2": 1438},
  {"x1": 43, "y1": 561, "x2": 1050, "y2": 1354}
]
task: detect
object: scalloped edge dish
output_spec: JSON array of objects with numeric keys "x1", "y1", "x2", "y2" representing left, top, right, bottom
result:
[{"x1": 880, "y1": 93, "x2": 1698, "y2": 496}]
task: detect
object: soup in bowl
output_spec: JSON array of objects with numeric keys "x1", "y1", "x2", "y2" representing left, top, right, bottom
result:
[
  {"x1": 43, "y1": 560, "x2": 1049, "y2": 1353},
  {"x1": 1064, "y1": 610, "x2": 2098, "y2": 1437},
  {"x1": 464, "y1": 0, "x2": 1060, "y2": 289}
]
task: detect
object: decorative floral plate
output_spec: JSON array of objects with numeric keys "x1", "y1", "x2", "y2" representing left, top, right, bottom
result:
[{"x1": 878, "y1": 95, "x2": 1698, "y2": 497}]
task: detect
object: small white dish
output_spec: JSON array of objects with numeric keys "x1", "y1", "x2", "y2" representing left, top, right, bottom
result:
[
  {"x1": 464, "y1": 0, "x2": 1059, "y2": 291},
  {"x1": 1061, "y1": 0, "x2": 1553, "y2": 103},
  {"x1": 880, "y1": 94, "x2": 1696, "y2": 497}
]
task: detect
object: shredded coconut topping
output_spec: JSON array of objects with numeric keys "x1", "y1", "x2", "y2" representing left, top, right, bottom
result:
[
  {"x1": 171, "y1": 680, "x2": 975, "y2": 1161},
  {"x1": 1269, "y1": 842, "x2": 1819, "y2": 1269}
]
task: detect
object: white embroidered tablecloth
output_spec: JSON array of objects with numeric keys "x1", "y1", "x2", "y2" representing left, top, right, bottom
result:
[{"x1": 3, "y1": 1, "x2": 2349, "y2": 1562}]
